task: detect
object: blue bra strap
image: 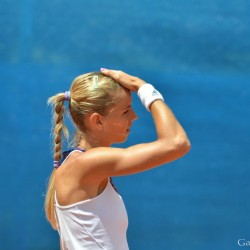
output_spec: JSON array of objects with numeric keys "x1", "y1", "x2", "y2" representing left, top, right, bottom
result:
[{"x1": 60, "y1": 147, "x2": 86, "y2": 165}]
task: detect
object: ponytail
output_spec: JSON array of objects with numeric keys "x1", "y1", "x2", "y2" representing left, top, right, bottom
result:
[
  {"x1": 45, "y1": 93, "x2": 69, "y2": 229},
  {"x1": 44, "y1": 72, "x2": 122, "y2": 229}
]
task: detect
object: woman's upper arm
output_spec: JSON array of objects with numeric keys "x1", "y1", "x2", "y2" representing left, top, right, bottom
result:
[{"x1": 79, "y1": 139, "x2": 190, "y2": 178}]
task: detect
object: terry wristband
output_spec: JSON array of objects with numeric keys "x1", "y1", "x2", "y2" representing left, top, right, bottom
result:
[{"x1": 137, "y1": 84, "x2": 164, "y2": 111}]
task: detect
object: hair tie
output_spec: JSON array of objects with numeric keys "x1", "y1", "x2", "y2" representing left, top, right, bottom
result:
[
  {"x1": 64, "y1": 91, "x2": 70, "y2": 101},
  {"x1": 53, "y1": 160, "x2": 60, "y2": 168}
]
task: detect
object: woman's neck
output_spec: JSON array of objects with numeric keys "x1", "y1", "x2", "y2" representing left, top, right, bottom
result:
[{"x1": 78, "y1": 137, "x2": 111, "y2": 149}]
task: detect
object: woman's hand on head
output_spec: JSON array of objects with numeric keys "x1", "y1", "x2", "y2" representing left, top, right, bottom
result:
[{"x1": 100, "y1": 68, "x2": 145, "y2": 92}]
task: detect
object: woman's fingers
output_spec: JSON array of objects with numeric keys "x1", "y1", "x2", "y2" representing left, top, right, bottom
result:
[{"x1": 100, "y1": 68, "x2": 145, "y2": 92}]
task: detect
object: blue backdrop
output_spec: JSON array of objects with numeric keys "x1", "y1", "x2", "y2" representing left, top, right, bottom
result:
[{"x1": 0, "y1": 1, "x2": 249, "y2": 249}]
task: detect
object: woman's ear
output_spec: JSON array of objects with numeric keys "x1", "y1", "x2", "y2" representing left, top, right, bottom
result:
[{"x1": 89, "y1": 113, "x2": 103, "y2": 130}]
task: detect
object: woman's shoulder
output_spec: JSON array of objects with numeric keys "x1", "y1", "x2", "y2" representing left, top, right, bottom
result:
[{"x1": 58, "y1": 147, "x2": 115, "y2": 180}]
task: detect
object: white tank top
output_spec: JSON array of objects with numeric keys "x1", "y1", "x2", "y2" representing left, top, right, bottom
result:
[{"x1": 54, "y1": 151, "x2": 129, "y2": 250}]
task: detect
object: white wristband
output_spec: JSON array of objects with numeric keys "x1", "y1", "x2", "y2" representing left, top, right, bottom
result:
[{"x1": 137, "y1": 84, "x2": 164, "y2": 111}]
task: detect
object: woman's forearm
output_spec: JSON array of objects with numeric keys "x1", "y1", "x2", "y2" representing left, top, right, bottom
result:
[{"x1": 150, "y1": 99, "x2": 191, "y2": 153}]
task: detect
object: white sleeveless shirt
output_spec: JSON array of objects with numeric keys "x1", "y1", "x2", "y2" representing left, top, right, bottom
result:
[{"x1": 54, "y1": 151, "x2": 129, "y2": 250}]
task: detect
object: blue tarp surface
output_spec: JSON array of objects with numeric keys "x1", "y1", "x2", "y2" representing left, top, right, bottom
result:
[{"x1": 0, "y1": 1, "x2": 249, "y2": 249}]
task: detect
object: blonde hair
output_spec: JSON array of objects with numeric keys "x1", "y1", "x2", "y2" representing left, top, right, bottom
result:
[{"x1": 45, "y1": 72, "x2": 121, "y2": 229}]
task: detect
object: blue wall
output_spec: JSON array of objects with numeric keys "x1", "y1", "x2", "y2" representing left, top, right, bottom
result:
[{"x1": 0, "y1": 1, "x2": 249, "y2": 249}]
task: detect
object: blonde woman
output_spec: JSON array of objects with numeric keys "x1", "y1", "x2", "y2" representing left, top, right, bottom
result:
[{"x1": 45, "y1": 69, "x2": 191, "y2": 250}]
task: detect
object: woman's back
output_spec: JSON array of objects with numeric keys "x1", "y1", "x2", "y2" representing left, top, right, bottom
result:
[
  {"x1": 55, "y1": 181, "x2": 129, "y2": 250},
  {"x1": 54, "y1": 149, "x2": 129, "y2": 250}
]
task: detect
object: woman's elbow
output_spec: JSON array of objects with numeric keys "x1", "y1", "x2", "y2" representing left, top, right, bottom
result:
[
  {"x1": 174, "y1": 135, "x2": 191, "y2": 157},
  {"x1": 157, "y1": 134, "x2": 191, "y2": 162}
]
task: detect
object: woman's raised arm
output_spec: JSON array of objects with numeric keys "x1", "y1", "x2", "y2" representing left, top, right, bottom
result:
[{"x1": 76, "y1": 69, "x2": 191, "y2": 178}]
